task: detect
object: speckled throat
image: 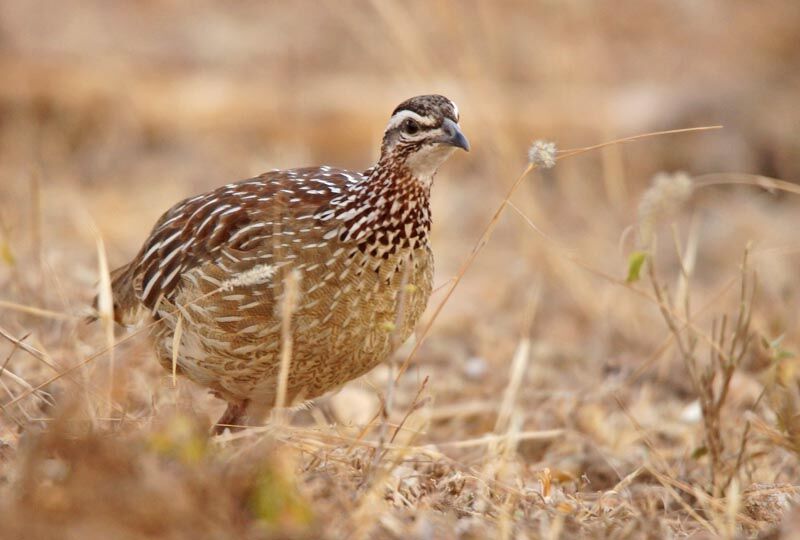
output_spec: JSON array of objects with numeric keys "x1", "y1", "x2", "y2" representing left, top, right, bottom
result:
[{"x1": 320, "y1": 157, "x2": 432, "y2": 259}]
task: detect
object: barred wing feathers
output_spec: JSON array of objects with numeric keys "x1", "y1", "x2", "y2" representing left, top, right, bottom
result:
[{"x1": 108, "y1": 167, "x2": 363, "y2": 322}]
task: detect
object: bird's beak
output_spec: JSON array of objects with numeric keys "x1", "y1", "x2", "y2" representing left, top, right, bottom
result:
[{"x1": 439, "y1": 118, "x2": 470, "y2": 152}]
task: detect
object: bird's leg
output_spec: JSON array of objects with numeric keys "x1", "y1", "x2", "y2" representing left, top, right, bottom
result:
[
  {"x1": 212, "y1": 400, "x2": 249, "y2": 435},
  {"x1": 212, "y1": 399, "x2": 273, "y2": 435}
]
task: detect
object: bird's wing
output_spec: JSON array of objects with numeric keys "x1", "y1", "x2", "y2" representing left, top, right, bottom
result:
[{"x1": 127, "y1": 167, "x2": 362, "y2": 312}]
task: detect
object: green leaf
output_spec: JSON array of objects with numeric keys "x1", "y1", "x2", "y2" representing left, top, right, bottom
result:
[
  {"x1": 762, "y1": 334, "x2": 795, "y2": 361},
  {"x1": 626, "y1": 251, "x2": 648, "y2": 283},
  {"x1": 691, "y1": 446, "x2": 708, "y2": 459}
]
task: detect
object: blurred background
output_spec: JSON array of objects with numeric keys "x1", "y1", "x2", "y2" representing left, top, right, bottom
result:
[{"x1": 1, "y1": 1, "x2": 800, "y2": 538}]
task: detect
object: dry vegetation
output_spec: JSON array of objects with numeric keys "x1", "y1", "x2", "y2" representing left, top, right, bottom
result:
[{"x1": 2, "y1": 1, "x2": 800, "y2": 538}]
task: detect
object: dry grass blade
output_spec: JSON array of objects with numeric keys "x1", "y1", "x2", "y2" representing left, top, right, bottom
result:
[
  {"x1": 0, "y1": 320, "x2": 158, "y2": 411},
  {"x1": 0, "y1": 367, "x2": 53, "y2": 405},
  {"x1": 694, "y1": 172, "x2": 800, "y2": 197},
  {"x1": 94, "y1": 233, "x2": 116, "y2": 417},
  {"x1": 557, "y1": 125, "x2": 723, "y2": 159},
  {"x1": 494, "y1": 337, "x2": 531, "y2": 434},
  {"x1": 644, "y1": 464, "x2": 762, "y2": 529},
  {"x1": 0, "y1": 327, "x2": 80, "y2": 409},
  {"x1": 437, "y1": 429, "x2": 564, "y2": 449},
  {"x1": 644, "y1": 464, "x2": 718, "y2": 535},
  {"x1": 171, "y1": 313, "x2": 183, "y2": 388},
  {"x1": 0, "y1": 332, "x2": 53, "y2": 425},
  {"x1": 0, "y1": 300, "x2": 76, "y2": 320},
  {"x1": 275, "y1": 269, "x2": 300, "y2": 412}
]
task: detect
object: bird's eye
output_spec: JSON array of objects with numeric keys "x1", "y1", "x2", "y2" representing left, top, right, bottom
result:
[{"x1": 402, "y1": 119, "x2": 420, "y2": 135}]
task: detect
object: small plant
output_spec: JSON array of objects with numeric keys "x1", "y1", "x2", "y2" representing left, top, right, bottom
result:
[{"x1": 648, "y1": 246, "x2": 755, "y2": 498}]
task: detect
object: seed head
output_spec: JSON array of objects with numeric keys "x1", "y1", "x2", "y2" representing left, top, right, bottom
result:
[
  {"x1": 221, "y1": 264, "x2": 276, "y2": 291},
  {"x1": 528, "y1": 140, "x2": 558, "y2": 169},
  {"x1": 637, "y1": 171, "x2": 694, "y2": 247}
]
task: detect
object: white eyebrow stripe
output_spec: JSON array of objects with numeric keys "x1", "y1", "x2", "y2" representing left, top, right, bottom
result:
[
  {"x1": 451, "y1": 100, "x2": 459, "y2": 121},
  {"x1": 385, "y1": 110, "x2": 432, "y2": 131}
]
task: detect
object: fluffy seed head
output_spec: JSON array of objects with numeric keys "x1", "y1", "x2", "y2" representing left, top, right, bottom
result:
[
  {"x1": 528, "y1": 140, "x2": 558, "y2": 169},
  {"x1": 220, "y1": 263, "x2": 276, "y2": 291},
  {"x1": 637, "y1": 171, "x2": 694, "y2": 247}
]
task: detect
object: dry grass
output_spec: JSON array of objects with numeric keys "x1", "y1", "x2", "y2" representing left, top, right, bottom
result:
[{"x1": 2, "y1": 1, "x2": 800, "y2": 538}]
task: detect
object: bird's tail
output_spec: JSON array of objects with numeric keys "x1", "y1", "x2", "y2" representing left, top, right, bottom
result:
[{"x1": 87, "y1": 263, "x2": 140, "y2": 326}]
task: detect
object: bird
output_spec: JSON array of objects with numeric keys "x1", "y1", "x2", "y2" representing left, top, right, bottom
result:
[{"x1": 101, "y1": 94, "x2": 469, "y2": 433}]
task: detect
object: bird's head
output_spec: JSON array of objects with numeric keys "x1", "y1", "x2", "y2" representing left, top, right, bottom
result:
[{"x1": 379, "y1": 95, "x2": 469, "y2": 184}]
